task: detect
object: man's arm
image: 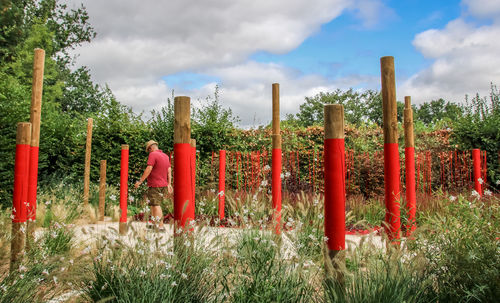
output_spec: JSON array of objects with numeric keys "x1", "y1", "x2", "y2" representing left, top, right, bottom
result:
[
  {"x1": 167, "y1": 167, "x2": 173, "y2": 193},
  {"x1": 134, "y1": 165, "x2": 153, "y2": 189}
]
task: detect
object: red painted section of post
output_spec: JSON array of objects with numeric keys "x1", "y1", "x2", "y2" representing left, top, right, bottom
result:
[
  {"x1": 174, "y1": 143, "x2": 193, "y2": 227},
  {"x1": 324, "y1": 139, "x2": 346, "y2": 250},
  {"x1": 405, "y1": 147, "x2": 416, "y2": 234},
  {"x1": 472, "y1": 149, "x2": 482, "y2": 197},
  {"x1": 120, "y1": 146, "x2": 129, "y2": 223},
  {"x1": 13, "y1": 143, "x2": 31, "y2": 223},
  {"x1": 191, "y1": 145, "x2": 196, "y2": 205},
  {"x1": 272, "y1": 148, "x2": 282, "y2": 234},
  {"x1": 384, "y1": 143, "x2": 401, "y2": 239},
  {"x1": 26, "y1": 147, "x2": 39, "y2": 221},
  {"x1": 218, "y1": 150, "x2": 226, "y2": 220}
]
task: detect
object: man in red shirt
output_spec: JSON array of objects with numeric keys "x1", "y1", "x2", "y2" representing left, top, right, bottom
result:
[{"x1": 134, "y1": 140, "x2": 172, "y2": 231}]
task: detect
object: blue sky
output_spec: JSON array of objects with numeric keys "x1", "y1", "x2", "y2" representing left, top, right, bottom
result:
[{"x1": 72, "y1": 0, "x2": 500, "y2": 125}]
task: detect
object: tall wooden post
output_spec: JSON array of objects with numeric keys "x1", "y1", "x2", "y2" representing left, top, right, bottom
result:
[
  {"x1": 324, "y1": 105, "x2": 345, "y2": 282},
  {"x1": 404, "y1": 96, "x2": 416, "y2": 235},
  {"x1": 119, "y1": 145, "x2": 129, "y2": 235},
  {"x1": 26, "y1": 49, "x2": 45, "y2": 241},
  {"x1": 380, "y1": 56, "x2": 401, "y2": 240},
  {"x1": 98, "y1": 160, "x2": 106, "y2": 221},
  {"x1": 271, "y1": 83, "x2": 282, "y2": 234},
  {"x1": 10, "y1": 122, "x2": 31, "y2": 272},
  {"x1": 83, "y1": 118, "x2": 93, "y2": 206},
  {"x1": 174, "y1": 96, "x2": 193, "y2": 228}
]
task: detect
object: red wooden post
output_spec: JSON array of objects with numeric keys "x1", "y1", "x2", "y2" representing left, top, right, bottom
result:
[
  {"x1": 11, "y1": 122, "x2": 31, "y2": 272},
  {"x1": 272, "y1": 83, "x2": 282, "y2": 234},
  {"x1": 381, "y1": 56, "x2": 401, "y2": 240},
  {"x1": 119, "y1": 144, "x2": 129, "y2": 235},
  {"x1": 324, "y1": 104, "x2": 345, "y2": 280},
  {"x1": 404, "y1": 97, "x2": 416, "y2": 235},
  {"x1": 27, "y1": 49, "x2": 45, "y2": 240},
  {"x1": 472, "y1": 149, "x2": 482, "y2": 197},
  {"x1": 218, "y1": 150, "x2": 226, "y2": 220},
  {"x1": 174, "y1": 96, "x2": 193, "y2": 228}
]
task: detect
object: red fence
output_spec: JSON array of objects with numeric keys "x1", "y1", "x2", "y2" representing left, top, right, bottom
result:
[{"x1": 208, "y1": 149, "x2": 489, "y2": 197}]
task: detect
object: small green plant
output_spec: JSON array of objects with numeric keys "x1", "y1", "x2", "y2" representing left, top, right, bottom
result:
[{"x1": 39, "y1": 222, "x2": 74, "y2": 256}]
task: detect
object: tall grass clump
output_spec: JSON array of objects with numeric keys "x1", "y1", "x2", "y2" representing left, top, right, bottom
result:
[
  {"x1": 77, "y1": 229, "x2": 219, "y2": 303},
  {"x1": 324, "y1": 243, "x2": 435, "y2": 303},
  {"x1": 219, "y1": 229, "x2": 318, "y2": 303},
  {"x1": 410, "y1": 194, "x2": 500, "y2": 302}
]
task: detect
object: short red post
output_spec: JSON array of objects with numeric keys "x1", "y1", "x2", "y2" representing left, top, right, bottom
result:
[
  {"x1": 174, "y1": 96, "x2": 193, "y2": 228},
  {"x1": 10, "y1": 122, "x2": 31, "y2": 272},
  {"x1": 404, "y1": 97, "x2": 416, "y2": 235},
  {"x1": 218, "y1": 150, "x2": 226, "y2": 220},
  {"x1": 119, "y1": 144, "x2": 129, "y2": 235},
  {"x1": 272, "y1": 83, "x2": 282, "y2": 234},
  {"x1": 381, "y1": 56, "x2": 401, "y2": 240},
  {"x1": 324, "y1": 104, "x2": 345, "y2": 281},
  {"x1": 472, "y1": 149, "x2": 482, "y2": 197}
]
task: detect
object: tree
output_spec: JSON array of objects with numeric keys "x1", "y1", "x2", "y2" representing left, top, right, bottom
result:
[
  {"x1": 452, "y1": 84, "x2": 500, "y2": 186},
  {"x1": 293, "y1": 88, "x2": 399, "y2": 127},
  {"x1": 192, "y1": 85, "x2": 239, "y2": 156}
]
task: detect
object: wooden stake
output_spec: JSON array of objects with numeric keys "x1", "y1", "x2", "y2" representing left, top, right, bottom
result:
[
  {"x1": 10, "y1": 122, "x2": 31, "y2": 272},
  {"x1": 272, "y1": 83, "x2": 282, "y2": 235},
  {"x1": 173, "y1": 96, "x2": 193, "y2": 228},
  {"x1": 324, "y1": 104, "x2": 345, "y2": 283},
  {"x1": 99, "y1": 160, "x2": 106, "y2": 221},
  {"x1": 83, "y1": 118, "x2": 93, "y2": 206},
  {"x1": 174, "y1": 97, "x2": 191, "y2": 144},
  {"x1": 404, "y1": 97, "x2": 414, "y2": 148},
  {"x1": 26, "y1": 48, "x2": 45, "y2": 242},
  {"x1": 404, "y1": 96, "x2": 416, "y2": 235},
  {"x1": 380, "y1": 56, "x2": 401, "y2": 240}
]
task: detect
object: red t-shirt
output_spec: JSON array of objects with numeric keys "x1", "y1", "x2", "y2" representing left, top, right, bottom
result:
[{"x1": 146, "y1": 150, "x2": 171, "y2": 187}]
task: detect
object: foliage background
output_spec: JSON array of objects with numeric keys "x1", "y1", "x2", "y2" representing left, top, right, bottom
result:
[{"x1": 0, "y1": 0, "x2": 499, "y2": 208}]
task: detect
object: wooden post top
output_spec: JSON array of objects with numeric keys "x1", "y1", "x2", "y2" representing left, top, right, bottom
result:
[
  {"x1": 174, "y1": 96, "x2": 191, "y2": 144},
  {"x1": 17, "y1": 122, "x2": 32, "y2": 145},
  {"x1": 30, "y1": 48, "x2": 45, "y2": 147},
  {"x1": 404, "y1": 96, "x2": 414, "y2": 148},
  {"x1": 324, "y1": 104, "x2": 344, "y2": 139},
  {"x1": 380, "y1": 56, "x2": 398, "y2": 144},
  {"x1": 121, "y1": 144, "x2": 129, "y2": 150},
  {"x1": 272, "y1": 83, "x2": 280, "y2": 135}
]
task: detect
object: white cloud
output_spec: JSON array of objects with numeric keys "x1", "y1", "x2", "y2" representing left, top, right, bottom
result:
[
  {"x1": 348, "y1": 0, "x2": 397, "y2": 29},
  {"x1": 67, "y1": 0, "x2": 392, "y2": 124},
  {"x1": 70, "y1": 0, "x2": 352, "y2": 83},
  {"x1": 181, "y1": 62, "x2": 379, "y2": 126},
  {"x1": 462, "y1": 0, "x2": 500, "y2": 20},
  {"x1": 400, "y1": 0, "x2": 500, "y2": 104}
]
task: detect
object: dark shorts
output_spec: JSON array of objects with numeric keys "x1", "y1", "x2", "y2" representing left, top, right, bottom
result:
[{"x1": 145, "y1": 187, "x2": 168, "y2": 206}]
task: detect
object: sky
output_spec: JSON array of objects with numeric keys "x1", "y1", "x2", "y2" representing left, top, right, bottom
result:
[{"x1": 68, "y1": 0, "x2": 500, "y2": 126}]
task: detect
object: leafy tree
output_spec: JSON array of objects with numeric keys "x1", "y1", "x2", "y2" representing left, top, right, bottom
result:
[
  {"x1": 292, "y1": 88, "x2": 401, "y2": 127},
  {"x1": 452, "y1": 84, "x2": 500, "y2": 186},
  {"x1": 414, "y1": 98, "x2": 463, "y2": 125},
  {"x1": 192, "y1": 85, "x2": 239, "y2": 156},
  {"x1": 149, "y1": 91, "x2": 176, "y2": 153}
]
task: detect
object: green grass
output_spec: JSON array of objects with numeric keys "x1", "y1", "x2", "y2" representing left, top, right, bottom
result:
[{"x1": 0, "y1": 180, "x2": 498, "y2": 302}]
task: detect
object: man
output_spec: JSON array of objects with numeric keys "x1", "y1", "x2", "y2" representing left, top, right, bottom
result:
[{"x1": 134, "y1": 140, "x2": 172, "y2": 231}]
